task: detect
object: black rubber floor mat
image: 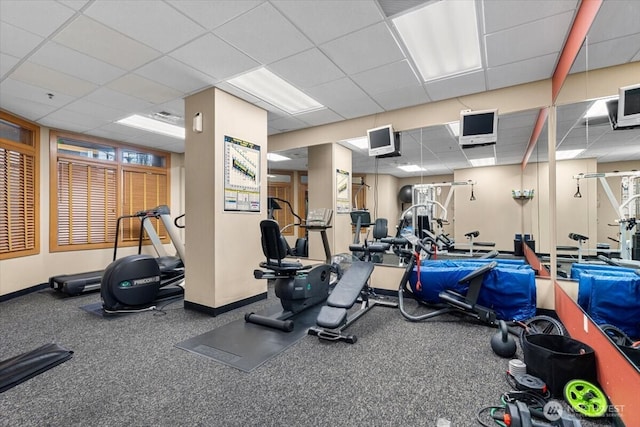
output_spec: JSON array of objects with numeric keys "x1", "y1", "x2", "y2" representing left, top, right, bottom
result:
[{"x1": 175, "y1": 304, "x2": 322, "y2": 372}]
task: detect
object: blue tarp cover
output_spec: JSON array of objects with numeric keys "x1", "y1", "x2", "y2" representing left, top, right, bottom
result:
[
  {"x1": 572, "y1": 265, "x2": 638, "y2": 308},
  {"x1": 409, "y1": 261, "x2": 536, "y2": 321},
  {"x1": 583, "y1": 274, "x2": 640, "y2": 339}
]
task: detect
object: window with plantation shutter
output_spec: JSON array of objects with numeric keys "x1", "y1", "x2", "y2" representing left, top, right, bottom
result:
[
  {"x1": 50, "y1": 130, "x2": 170, "y2": 252},
  {"x1": 121, "y1": 169, "x2": 168, "y2": 242},
  {"x1": 267, "y1": 172, "x2": 294, "y2": 235},
  {"x1": 0, "y1": 113, "x2": 39, "y2": 260}
]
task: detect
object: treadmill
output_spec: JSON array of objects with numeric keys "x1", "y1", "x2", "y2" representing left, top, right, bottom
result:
[{"x1": 49, "y1": 206, "x2": 185, "y2": 296}]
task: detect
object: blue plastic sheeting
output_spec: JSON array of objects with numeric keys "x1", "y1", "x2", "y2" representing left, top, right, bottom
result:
[
  {"x1": 573, "y1": 265, "x2": 639, "y2": 308},
  {"x1": 582, "y1": 274, "x2": 640, "y2": 339},
  {"x1": 409, "y1": 263, "x2": 536, "y2": 321},
  {"x1": 421, "y1": 258, "x2": 527, "y2": 268}
]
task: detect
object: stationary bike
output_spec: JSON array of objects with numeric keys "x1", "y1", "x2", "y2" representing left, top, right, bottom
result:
[{"x1": 245, "y1": 218, "x2": 333, "y2": 332}]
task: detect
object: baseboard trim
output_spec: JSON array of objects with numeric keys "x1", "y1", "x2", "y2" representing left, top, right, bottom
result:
[
  {"x1": 184, "y1": 292, "x2": 268, "y2": 316},
  {"x1": 0, "y1": 283, "x2": 49, "y2": 303}
]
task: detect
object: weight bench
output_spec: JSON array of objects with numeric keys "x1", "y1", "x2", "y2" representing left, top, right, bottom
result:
[
  {"x1": 462, "y1": 230, "x2": 496, "y2": 256},
  {"x1": 308, "y1": 260, "x2": 397, "y2": 344},
  {"x1": 557, "y1": 233, "x2": 588, "y2": 263}
]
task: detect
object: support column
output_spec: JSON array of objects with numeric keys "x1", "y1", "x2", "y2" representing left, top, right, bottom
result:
[
  {"x1": 183, "y1": 87, "x2": 268, "y2": 315},
  {"x1": 307, "y1": 143, "x2": 352, "y2": 259}
]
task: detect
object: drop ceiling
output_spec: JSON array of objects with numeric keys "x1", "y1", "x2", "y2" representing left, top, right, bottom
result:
[{"x1": 1, "y1": 0, "x2": 639, "y2": 175}]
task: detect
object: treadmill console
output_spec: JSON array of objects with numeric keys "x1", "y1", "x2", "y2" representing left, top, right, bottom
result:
[{"x1": 306, "y1": 208, "x2": 333, "y2": 228}]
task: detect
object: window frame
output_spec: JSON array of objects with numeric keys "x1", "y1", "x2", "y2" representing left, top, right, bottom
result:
[
  {"x1": 49, "y1": 130, "x2": 171, "y2": 252},
  {"x1": 0, "y1": 111, "x2": 40, "y2": 260}
]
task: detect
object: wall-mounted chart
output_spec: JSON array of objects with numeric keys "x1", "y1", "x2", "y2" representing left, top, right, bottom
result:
[
  {"x1": 336, "y1": 169, "x2": 350, "y2": 213},
  {"x1": 224, "y1": 135, "x2": 260, "y2": 212}
]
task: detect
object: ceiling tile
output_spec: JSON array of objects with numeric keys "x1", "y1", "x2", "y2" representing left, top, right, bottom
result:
[
  {"x1": 56, "y1": 1, "x2": 90, "y2": 11},
  {"x1": 424, "y1": 69, "x2": 486, "y2": 101},
  {"x1": 328, "y1": 96, "x2": 383, "y2": 120},
  {"x1": 64, "y1": 98, "x2": 128, "y2": 122},
  {"x1": 107, "y1": 74, "x2": 183, "y2": 105},
  {"x1": 53, "y1": 15, "x2": 160, "y2": 70},
  {"x1": 84, "y1": 0, "x2": 206, "y2": 53},
  {"x1": 28, "y1": 41, "x2": 126, "y2": 85},
  {"x1": 135, "y1": 56, "x2": 213, "y2": 94},
  {"x1": 39, "y1": 116, "x2": 94, "y2": 133},
  {"x1": 11, "y1": 61, "x2": 97, "y2": 97},
  {"x1": 42, "y1": 107, "x2": 111, "y2": 130},
  {"x1": 296, "y1": 108, "x2": 345, "y2": 127},
  {"x1": 587, "y1": 0, "x2": 640, "y2": 42},
  {"x1": 483, "y1": 0, "x2": 578, "y2": 34},
  {"x1": 268, "y1": 115, "x2": 308, "y2": 133},
  {"x1": 214, "y1": 2, "x2": 313, "y2": 64},
  {"x1": 570, "y1": 33, "x2": 640, "y2": 74},
  {"x1": 170, "y1": 33, "x2": 258, "y2": 80},
  {"x1": 486, "y1": 53, "x2": 557, "y2": 90},
  {"x1": 351, "y1": 60, "x2": 420, "y2": 95},
  {"x1": 305, "y1": 77, "x2": 371, "y2": 110},
  {"x1": 0, "y1": 53, "x2": 20, "y2": 78},
  {"x1": 320, "y1": 22, "x2": 405, "y2": 75},
  {"x1": 485, "y1": 11, "x2": 574, "y2": 68},
  {"x1": 0, "y1": 93, "x2": 60, "y2": 121},
  {"x1": 0, "y1": 0, "x2": 76, "y2": 38},
  {"x1": 85, "y1": 87, "x2": 154, "y2": 112},
  {"x1": 369, "y1": 84, "x2": 430, "y2": 111},
  {"x1": 0, "y1": 22, "x2": 44, "y2": 58},
  {"x1": 268, "y1": 48, "x2": 345, "y2": 89},
  {"x1": 0, "y1": 77, "x2": 75, "y2": 108},
  {"x1": 273, "y1": 0, "x2": 384, "y2": 44},
  {"x1": 167, "y1": 0, "x2": 263, "y2": 30}
]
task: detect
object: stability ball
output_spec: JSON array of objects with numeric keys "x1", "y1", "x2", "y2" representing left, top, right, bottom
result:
[{"x1": 398, "y1": 185, "x2": 412, "y2": 203}]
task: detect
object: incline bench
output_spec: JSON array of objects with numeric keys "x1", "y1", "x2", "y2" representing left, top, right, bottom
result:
[{"x1": 308, "y1": 260, "x2": 397, "y2": 344}]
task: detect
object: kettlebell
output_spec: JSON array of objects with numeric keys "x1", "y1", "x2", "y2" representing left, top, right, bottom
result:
[{"x1": 491, "y1": 320, "x2": 517, "y2": 358}]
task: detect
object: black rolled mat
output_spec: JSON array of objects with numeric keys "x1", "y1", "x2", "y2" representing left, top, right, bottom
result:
[
  {"x1": 0, "y1": 343, "x2": 73, "y2": 393},
  {"x1": 175, "y1": 304, "x2": 322, "y2": 372}
]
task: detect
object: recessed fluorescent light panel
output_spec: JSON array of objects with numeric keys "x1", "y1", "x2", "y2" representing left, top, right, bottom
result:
[
  {"x1": 398, "y1": 164, "x2": 425, "y2": 172},
  {"x1": 446, "y1": 121, "x2": 460, "y2": 137},
  {"x1": 342, "y1": 136, "x2": 368, "y2": 150},
  {"x1": 584, "y1": 97, "x2": 617, "y2": 118},
  {"x1": 393, "y1": 1, "x2": 482, "y2": 82},
  {"x1": 227, "y1": 68, "x2": 324, "y2": 115},
  {"x1": 556, "y1": 149, "x2": 584, "y2": 160},
  {"x1": 267, "y1": 153, "x2": 291, "y2": 162},
  {"x1": 117, "y1": 114, "x2": 185, "y2": 139},
  {"x1": 469, "y1": 157, "x2": 496, "y2": 167}
]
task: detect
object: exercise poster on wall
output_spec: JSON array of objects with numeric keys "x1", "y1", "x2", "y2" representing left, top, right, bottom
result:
[
  {"x1": 223, "y1": 135, "x2": 261, "y2": 212},
  {"x1": 336, "y1": 169, "x2": 350, "y2": 214}
]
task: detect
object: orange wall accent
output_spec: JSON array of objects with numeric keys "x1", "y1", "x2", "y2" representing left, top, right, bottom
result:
[{"x1": 521, "y1": 107, "x2": 549, "y2": 169}]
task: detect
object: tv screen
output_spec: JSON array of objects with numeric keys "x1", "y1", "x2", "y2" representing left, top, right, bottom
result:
[
  {"x1": 459, "y1": 109, "x2": 498, "y2": 147},
  {"x1": 617, "y1": 84, "x2": 640, "y2": 128},
  {"x1": 367, "y1": 125, "x2": 397, "y2": 157}
]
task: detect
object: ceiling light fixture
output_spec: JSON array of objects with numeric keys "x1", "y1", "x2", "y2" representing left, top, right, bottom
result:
[
  {"x1": 584, "y1": 97, "x2": 617, "y2": 118},
  {"x1": 117, "y1": 114, "x2": 185, "y2": 139},
  {"x1": 227, "y1": 67, "x2": 324, "y2": 115},
  {"x1": 469, "y1": 157, "x2": 496, "y2": 167},
  {"x1": 398, "y1": 164, "x2": 425, "y2": 172},
  {"x1": 267, "y1": 153, "x2": 291, "y2": 162},
  {"x1": 393, "y1": 1, "x2": 482, "y2": 82},
  {"x1": 446, "y1": 121, "x2": 460, "y2": 137},
  {"x1": 341, "y1": 136, "x2": 368, "y2": 150},
  {"x1": 556, "y1": 149, "x2": 585, "y2": 160}
]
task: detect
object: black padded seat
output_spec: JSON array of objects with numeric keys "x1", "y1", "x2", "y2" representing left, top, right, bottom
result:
[
  {"x1": 157, "y1": 256, "x2": 183, "y2": 273},
  {"x1": 315, "y1": 261, "x2": 374, "y2": 328},
  {"x1": 465, "y1": 230, "x2": 480, "y2": 238},
  {"x1": 473, "y1": 242, "x2": 496, "y2": 247},
  {"x1": 556, "y1": 246, "x2": 579, "y2": 251}
]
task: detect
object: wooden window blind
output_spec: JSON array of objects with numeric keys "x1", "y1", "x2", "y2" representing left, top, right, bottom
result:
[
  {"x1": 56, "y1": 161, "x2": 117, "y2": 246},
  {"x1": 0, "y1": 112, "x2": 39, "y2": 260},
  {"x1": 122, "y1": 169, "x2": 168, "y2": 242},
  {"x1": 50, "y1": 130, "x2": 170, "y2": 252}
]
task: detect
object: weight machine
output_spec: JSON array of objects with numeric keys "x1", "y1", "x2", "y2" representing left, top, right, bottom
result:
[{"x1": 573, "y1": 171, "x2": 640, "y2": 264}]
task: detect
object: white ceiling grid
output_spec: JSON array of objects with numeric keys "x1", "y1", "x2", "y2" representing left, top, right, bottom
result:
[{"x1": 0, "y1": 0, "x2": 638, "y2": 177}]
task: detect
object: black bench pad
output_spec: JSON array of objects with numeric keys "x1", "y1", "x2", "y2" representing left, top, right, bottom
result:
[
  {"x1": 326, "y1": 261, "x2": 374, "y2": 308},
  {"x1": 473, "y1": 242, "x2": 496, "y2": 247},
  {"x1": 556, "y1": 246, "x2": 579, "y2": 251},
  {"x1": 316, "y1": 306, "x2": 347, "y2": 329}
]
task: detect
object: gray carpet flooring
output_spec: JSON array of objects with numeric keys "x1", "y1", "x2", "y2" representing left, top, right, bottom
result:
[{"x1": 0, "y1": 285, "x2": 614, "y2": 427}]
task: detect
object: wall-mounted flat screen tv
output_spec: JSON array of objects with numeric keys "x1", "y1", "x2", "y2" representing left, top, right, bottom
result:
[{"x1": 459, "y1": 109, "x2": 498, "y2": 147}]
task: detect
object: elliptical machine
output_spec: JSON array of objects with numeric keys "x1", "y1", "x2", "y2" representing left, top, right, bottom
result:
[{"x1": 101, "y1": 205, "x2": 185, "y2": 313}]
